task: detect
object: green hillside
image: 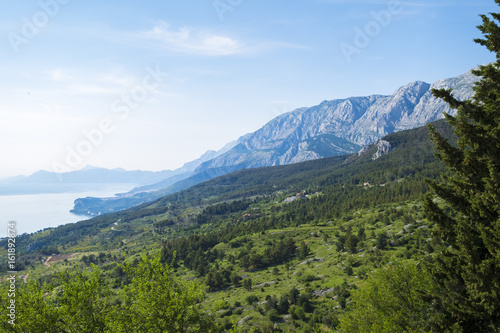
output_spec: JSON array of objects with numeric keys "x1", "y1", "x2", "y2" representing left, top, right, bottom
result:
[
  {"x1": 3, "y1": 120, "x2": 452, "y2": 255},
  {"x1": 2, "y1": 2, "x2": 499, "y2": 330},
  {"x1": 1, "y1": 120, "x2": 456, "y2": 332}
]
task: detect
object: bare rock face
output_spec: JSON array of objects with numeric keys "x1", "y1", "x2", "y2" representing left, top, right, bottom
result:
[
  {"x1": 72, "y1": 69, "x2": 480, "y2": 216},
  {"x1": 372, "y1": 140, "x2": 392, "y2": 160},
  {"x1": 196, "y1": 69, "x2": 478, "y2": 173}
]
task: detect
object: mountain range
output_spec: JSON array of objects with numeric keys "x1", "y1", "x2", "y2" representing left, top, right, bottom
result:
[
  {"x1": 195, "y1": 68, "x2": 476, "y2": 172},
  {"x1": 2, "y1": 68, "x2": 477, "y2": 214},
  {"x1": 0, "y1": 116, "x2": 458, "y2": 332},
  {"x1": 0, "y1": 150, "x2": 226, "y2": 195},
  {"x1": 69, "y1": 68, "x2": 477, "y2": 216},
  {"x1": 11, "y1": 117, "x2": 454, "y2": 247}
]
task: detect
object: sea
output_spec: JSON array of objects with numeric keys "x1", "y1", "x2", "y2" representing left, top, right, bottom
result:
[{"x1": 0, "y1": 184, "x2": 136, "y2": 238}]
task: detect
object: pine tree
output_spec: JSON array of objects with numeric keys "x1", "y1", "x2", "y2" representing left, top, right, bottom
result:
[
  {"x1": 424, "y1": 2, "x2": 500, "y2": 331},
  {"x1": 299, "y1": 241, "x2": 311, "y2": 259},
  {"x1": 345, "y1": 232, "x2": 358, "y2": 254}
]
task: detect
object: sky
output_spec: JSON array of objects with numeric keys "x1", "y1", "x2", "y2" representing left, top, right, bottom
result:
[{"x1": 0, "y1": 0, "x2": 498, "y2": 178}]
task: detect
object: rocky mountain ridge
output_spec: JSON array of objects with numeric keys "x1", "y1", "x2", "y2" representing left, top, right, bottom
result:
[
  {"x1": 73, "y1": 68, "x2": 480, "y2": 216},
  {"x1": 196, "y1": 69, "x2": 477, "y2": 173}
]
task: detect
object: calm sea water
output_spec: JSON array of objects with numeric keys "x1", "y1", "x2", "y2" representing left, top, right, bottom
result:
[{"x1": 0, "y1": 184, "x2": 136, "y2": 238}]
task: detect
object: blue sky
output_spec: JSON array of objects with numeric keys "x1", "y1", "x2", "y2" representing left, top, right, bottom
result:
[{"x1": 0, "y1": 0, "x2": 497, "y2": 177}]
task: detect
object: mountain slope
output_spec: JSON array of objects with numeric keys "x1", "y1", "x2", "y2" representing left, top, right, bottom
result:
[
  {"x1": 11, "y1": 119, "x2": 454, "y2": 253},
  {"x1": 197, "y1": 69, "x2": 475, "y2": 173},
  {"x1": 0, "y1": 120, "x2": 457, "y2": 332},
  {"x1": 73, "y1": 69, "x2": 477, "y2": 216}
]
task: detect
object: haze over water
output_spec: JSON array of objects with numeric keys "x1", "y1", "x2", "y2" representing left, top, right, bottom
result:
[{"x1": 0, "y1": 184, "x2": 135, "y2": 238}]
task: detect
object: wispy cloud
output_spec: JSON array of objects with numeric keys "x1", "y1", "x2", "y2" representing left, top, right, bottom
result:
[
  {"x1": 47, "y1": 68, "x2": 73, "y2": 82},
  {"x1": 89, "y1": 21, "x2": 307, "y2": 57},
  {"x1": 42, "y1": 68, "x2": 146, "y2": 96},
  {"x1": 123, "y1": 21, "x2": 242, "y2": 56}
]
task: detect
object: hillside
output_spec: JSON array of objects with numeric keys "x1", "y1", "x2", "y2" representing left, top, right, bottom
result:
[
  {"x1": 9, "y1": 120, "x2": 450, "y2": 249},
  {"x1": 0, "y1": 119, "x2": 458, "y2": 332},
  {"x1": 72, "y1": 69, "x2": 476, "y2": 216}
]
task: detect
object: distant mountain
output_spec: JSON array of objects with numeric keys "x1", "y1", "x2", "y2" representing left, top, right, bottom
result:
[
  {"x1": 72, "y1": 68, "x2": 479, "y2": 216},
  {"x1": 0, "y1": 149, "x2": 226, "y2": 195},
  {"x1": 4, "y1": 167, "x2": 172, "y2": 185},
  {"x1": 68, "y1": 141, "x2": 238, "y2": 215},
  {"x1": 195, "y1": 69, "x2": 476, "y2": 173},
  {"x1": 16, "y1": 118, "x2": 455, "y2": 251}
]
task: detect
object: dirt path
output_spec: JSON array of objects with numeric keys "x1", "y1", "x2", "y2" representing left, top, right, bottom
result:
[
  {"x1": 43, "y1": 254, "x2": 75, "y2": 267},
  {"x1": 43, "y1": 256, "x2": 52, "y2": 267},
  {"x1": 23, "y1": 273, "x2": 29, "y2": 283}
]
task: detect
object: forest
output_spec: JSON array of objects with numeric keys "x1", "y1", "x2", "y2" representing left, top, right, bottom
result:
[{"x1": 1, "y1": 2, "x2": 500, "y2": 332}]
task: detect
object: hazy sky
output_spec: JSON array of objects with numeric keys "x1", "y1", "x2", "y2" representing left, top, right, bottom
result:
[{"x1": 0, "y1": 0, "x2": 497, "y2": 178}]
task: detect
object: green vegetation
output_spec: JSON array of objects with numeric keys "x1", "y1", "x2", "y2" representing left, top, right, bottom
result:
[
  {"x1": 3, "y1": 119, "x2": 453, "y2": 259},
  {"x1": 340, "y1": 261, "x2": 434, "y2": 332},
  {"x1": 422, "y1": 6, "x2": 500, "y2": 330},
  {"x1": 0, "y1": 120, "x2": 451, "y2": 332},
  {"x1": 0, "y1": 252, "x2": 219, "y2": 333},
  {"x1": 1, "y1": 2, "x2": 500, "y2": 332}
]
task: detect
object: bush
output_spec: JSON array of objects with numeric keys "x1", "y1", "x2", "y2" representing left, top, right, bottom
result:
[
  {"x1": 297, "y1": 293, "x2": 313, "y2": 313},
  {"x1": 278, "y1": 296, "x2": 290, "y2": 314},
  {"x1": 268, "y1": 309, "x2": 281, "y2": 322},
  {"x1": 339, "y1": 261, "x2": 433, "y2": 332},
  {"x1": 298, "y1": 273, "x2": 317, "y2": 283},
  {"x1": 289, "y1": 306, "x2": 307, "y2": 321},
  {"x1": 246, "y1": 295, "x2": 259, "y2": 305},
  {"x1": 219, "y1": 309, "x2": 232, "y2": 318}
]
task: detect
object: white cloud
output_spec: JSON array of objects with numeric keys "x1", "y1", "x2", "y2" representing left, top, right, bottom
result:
[
  {"x1": 130, "y1": 21, "x2": 242, "y2": 56},
  {"x1": 42, "y1": 68, "x2": 146, "y2": 97},
  {"x1": 78, "y1": 21, "x2": 305, "y2": 57},
  {"x1": 47, "y1": 68, "x2": 73, "y2": 82}
]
